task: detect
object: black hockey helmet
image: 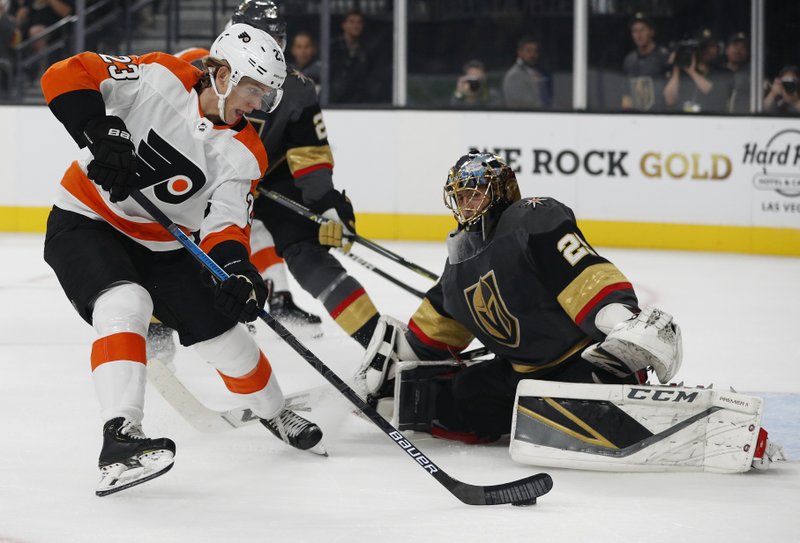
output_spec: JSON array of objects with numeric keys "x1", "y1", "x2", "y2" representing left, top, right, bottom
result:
[
  {"x1": 231, "y1": 0, "x2": 287, "y2": 50},
  {"x1": 443, "y1": 152, "x2": 521, "y2": 227}
]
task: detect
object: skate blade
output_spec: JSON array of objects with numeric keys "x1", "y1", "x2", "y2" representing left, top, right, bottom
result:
[
  {"x1": 96, "y1": 449, "x2": 175, "y2": 497},
  {"x1": 308, "y1": 442, "x2": 328, "y2": 457}
]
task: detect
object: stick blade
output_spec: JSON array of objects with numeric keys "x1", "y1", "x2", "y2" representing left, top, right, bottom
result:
[{"x1": 448, "y1": 472, "x2": 553, "y2": 506}]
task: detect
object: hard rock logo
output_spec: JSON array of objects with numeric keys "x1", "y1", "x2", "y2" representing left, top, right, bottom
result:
[
  {"x1": 743, "y1": 128, "x2": 800, "y2": 197},
  {"x1": 464, "y1": 270, "x2": 520, "y2": 348}
]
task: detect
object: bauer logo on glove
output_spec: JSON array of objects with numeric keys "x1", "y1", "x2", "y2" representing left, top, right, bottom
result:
[{"x1": 83, "y1": 115, "x2": 138, "y2": 203}]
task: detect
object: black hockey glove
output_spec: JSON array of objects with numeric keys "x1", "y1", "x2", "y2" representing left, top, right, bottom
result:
[
  {"x1": 208, "y1": 242, "x2": 268, "y2": 323},
  {"x1": 314, "y1": 189, "x2": 356, "y2": 252},
  {"x1": 83, "y1": 115, "x2": 137, "y2": 203}
]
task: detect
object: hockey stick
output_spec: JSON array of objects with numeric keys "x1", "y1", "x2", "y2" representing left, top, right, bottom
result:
[
  {"x1": 259, "y1": 187, "x2": 440, "y2": 281},
  {"x1": 148, "y1": 346, "x2": 492, "y2": 433},
  {"x1": 147, "y1": 358, "x2": 327, "y2": 432},
  {"x1": 131, "y1": 189, "x2": 552, "y2": 506},
  {"x1": 342, "y1": 251, "x2": 425, "y2": 298}
]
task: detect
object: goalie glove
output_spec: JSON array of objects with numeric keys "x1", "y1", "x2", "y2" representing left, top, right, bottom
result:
[
  {"x1": 354, "y1": 315, "x2": 417, "y2": 399},
  {"x1": 582, "y1": 305, "x2": 683, "y2": 384},
  {"x1": 315, "y1": 189, "x2": 356, "y2": 253},
  {"x1": 83, "y1": 115, "x2": 137, "y2": 203}
]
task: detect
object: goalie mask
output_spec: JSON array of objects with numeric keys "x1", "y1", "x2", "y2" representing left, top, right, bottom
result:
[
  {"x1": 443, "y1": 152, "x2": 521, "y2": 227},
  {"x1": 208, "y1": 23, "x2": 286, "y2": 122},
  {"x1": 230, "y1": 0, "x2": 287, "y2": 50}
]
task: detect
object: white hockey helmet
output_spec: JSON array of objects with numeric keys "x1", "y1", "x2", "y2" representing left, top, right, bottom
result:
[{"x1": 208, "y1": 23, "x2": 287, "y2": 121}]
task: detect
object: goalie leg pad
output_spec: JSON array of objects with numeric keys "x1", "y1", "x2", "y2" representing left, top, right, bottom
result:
[
  {"x1": 393, "y1": 360, "x2": 461, "y2": 432},
  {"x1": 510, "y1": 380, "x2": 776, "y2": 473},
  {"x1": 751, "y1": 428, "x2": 787, "y2": 470}
]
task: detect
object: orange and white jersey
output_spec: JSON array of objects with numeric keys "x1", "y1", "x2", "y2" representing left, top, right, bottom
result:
[{"x1": 41, "y1": 52, "x2": 268, "y2": 254}]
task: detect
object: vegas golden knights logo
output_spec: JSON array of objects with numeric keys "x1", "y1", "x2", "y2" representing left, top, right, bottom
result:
[
  {"x1": 631, "y1": 76, "x2": 655, "y2": 111},
  {"x1": 464, "y1": 270, "x2": 520, "y2": 347}
]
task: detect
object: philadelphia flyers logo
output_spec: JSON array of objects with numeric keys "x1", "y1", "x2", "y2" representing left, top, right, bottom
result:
[{"x1": 135, "y1": 129, "x2": 206, "y2": 204}]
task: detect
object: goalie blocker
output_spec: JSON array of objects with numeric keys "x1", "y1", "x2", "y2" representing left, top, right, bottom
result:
[{"x1": 510, "y1": 381, "x2": 785, "y2": 473}]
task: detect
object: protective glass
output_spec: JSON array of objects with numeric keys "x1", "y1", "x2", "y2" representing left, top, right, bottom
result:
[{"x1": 230, "y1": 80, "x2": 284, "y2": 113}]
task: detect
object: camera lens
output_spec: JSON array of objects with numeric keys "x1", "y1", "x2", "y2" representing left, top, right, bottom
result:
[
  {"x1": 781, "y1": 80, "x2": 797, "y2": 95},
  {"x1": 675, "y1": 47, "x2": 693, "y2": 68},
  {"x1": 466, "y1": 78, "x2": 481, "y2": 91}
]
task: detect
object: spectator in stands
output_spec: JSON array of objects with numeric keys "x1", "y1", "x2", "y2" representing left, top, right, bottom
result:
[
  {"x1": 0, "y1": 0, "x2": 19, "y2": 94},
  {"x1": 13, "y1": 0, "x2": 73, "y2": 77},
  {"x1": 620, "y1": 12, "x2": 669, "y2": 111},
  {"x1": 663, "y1": 28, "x2": 734, "y2": 113},
  {"x1": 502, "y1": 35, "x2": 552, "y2": 110},
  {"x1": 725, "y1": 32, "x2": 750, "y2": 112},
  {"x1": 0, "y1": 1, "x2": 17, "y2": 57},
  {"x1": 450, "y1": 59, "x2": 502, "y2": 108},
  {"x1": 329, "y1": 9, "x2": 375, "y2": 103},
  {"x1": 290, "y1": 30, "x2": 320, "y2": 91},
  {"x1": 764, "y1": 65, "x2": 800, "y2": 115}
]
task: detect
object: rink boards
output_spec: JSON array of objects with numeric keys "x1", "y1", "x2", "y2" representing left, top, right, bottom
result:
[{"x1": 1, "y1": 106, "x2": 798, "y2": 255}]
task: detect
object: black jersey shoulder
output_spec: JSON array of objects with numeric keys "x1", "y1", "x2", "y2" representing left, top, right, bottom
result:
[
  {"x1": 495, "y1": 197, "x2": 578, "y2": 238},
  {"x1": 279, "y1": 69, "x2": 320, "y2": 109},
  {"x1": 243, "y1": 69, "x2": 320, "y2": 138}
]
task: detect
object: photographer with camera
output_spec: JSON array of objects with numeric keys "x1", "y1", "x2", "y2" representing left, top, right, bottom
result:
[
  {"x1": 764, "y1": 65, "x2": 800, "y2": 115},
  {"x1": 451, "y1": 59, "x2": 502, "y2": 108},
  {"x1": 663, "y1": 28, "x2": 734, "y2": 113}
]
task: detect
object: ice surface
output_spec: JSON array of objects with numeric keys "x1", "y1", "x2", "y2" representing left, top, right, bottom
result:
[{"x1": 0, "y1": 233, "x2": 797, "y2": 543}]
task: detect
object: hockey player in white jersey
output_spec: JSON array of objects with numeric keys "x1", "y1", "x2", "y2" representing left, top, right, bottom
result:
[
  {"x1": 41, "y1": 24, "x2": 324, "y2": 496},
  {"x1": 173, "y1": 1, "x2": 324, "y2": 335}
]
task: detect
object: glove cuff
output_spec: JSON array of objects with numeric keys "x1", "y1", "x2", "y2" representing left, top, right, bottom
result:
[
  {"x1": 83, "y1": 115, "x2": 131, "y2": 149},
  {"x1": 208, "y1": 240, "x2": 251, "y2": 273},
  {"x1": 311, "y1": 189, "x2": 341, "y2": 213}
]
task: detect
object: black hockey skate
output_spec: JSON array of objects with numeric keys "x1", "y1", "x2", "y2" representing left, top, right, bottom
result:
[
  {"x1": 269, "y1": 290, "x2": 323, "y2": 338},
  {"x1": 96, "y1": 417, "x2": 176, "y2": 497},
  {"x1": 260, "y1": 409, "x2": 326, "y2": 456}
]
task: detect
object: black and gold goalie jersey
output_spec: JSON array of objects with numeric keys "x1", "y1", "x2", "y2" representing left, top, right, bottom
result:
[
  {"x1": 247, "y1": 69, "x2": 334, "y2": 204},
  {"x1": 406, "y1": 197, "x2": 640, "y2": 373}
]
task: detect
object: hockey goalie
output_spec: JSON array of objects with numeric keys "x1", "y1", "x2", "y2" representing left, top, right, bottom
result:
[{"x1": 354, "y1": 152, "x2": 785, "y2": 473}]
